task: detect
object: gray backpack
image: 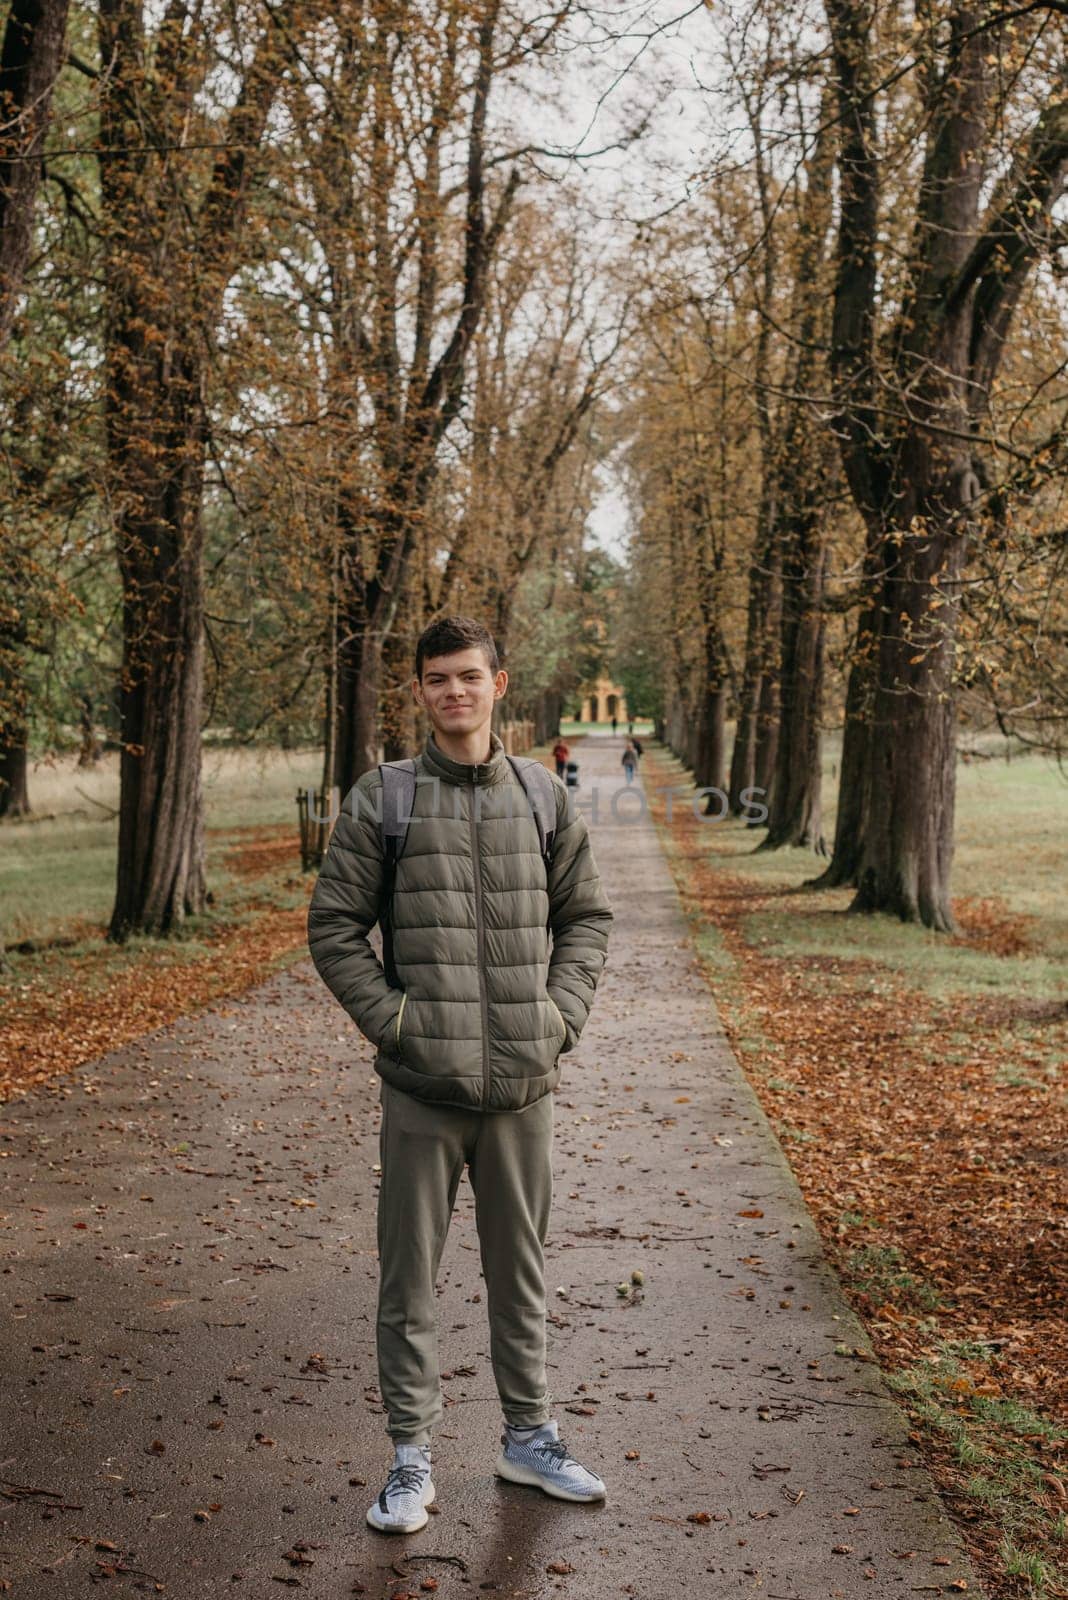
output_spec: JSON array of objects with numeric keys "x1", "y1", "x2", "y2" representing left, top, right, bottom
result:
[{"x1": 377, "y1": 755, "x2": 558, "y2": 988}]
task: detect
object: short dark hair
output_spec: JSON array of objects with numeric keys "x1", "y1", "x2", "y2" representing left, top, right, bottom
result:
[{"x1": 416, "y1": 616, "x2": 500, "y2": 681}]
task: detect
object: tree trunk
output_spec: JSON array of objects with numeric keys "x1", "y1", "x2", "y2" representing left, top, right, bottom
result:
[
  {"x1": 101, "y1": 109, "x2": 210, "y2": 942},
  {"x1": 758, "y1": 93, "x2": 834, "y2": 853},
  {"x1": 381, "y1": 620, "x2": 416, "y2": 760},
  {"x1": 106, "y1": 359, "x2": 208, "y2": 940},
  {"x1": 693, "y1": 621, "x2": 729, "y2": 802},
  {"x1": 77, "y1": 694, "x2": 102, "y2": 766},
  {"x1": 535, "y1": 688, "x2": 562, "y2": 745},
  {"x1": 728, "y1": 520, "x2": 774, "y2": 812},
  {"x1": 851, "y1": 507, "x2": 966, "y2": 929},
  {"x1": 677, "y1": 688, "x2": 698, "y2": 771},
  {"x1": 0, "y1": 0, "x2": 72, "y2": 346},
  {"x1": 334, "y1": 614, "x2": 384, "y2": 791},
  {"x1": 762, "y1": 534, "x2": 828, "y2": 852},
  {"x1": 807, "y1": 612, "x2": 872, "y2": 888},
  {"x1": 666, "y1": 695, "x2": 686, "y2": 762},
  {"x1": 750, "y1": 546, "x2": 781, "y2": 820},
  {"x1": 0, "y1": 738, "x2": 29, "y2": 818}
]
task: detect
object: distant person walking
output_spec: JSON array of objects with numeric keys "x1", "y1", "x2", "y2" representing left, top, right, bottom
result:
[
  {"x1": 631, "y1": 735, "x2": 643, "y2": 760},
  {"x1": 552, "y1": 735, "x2": 570, "y2": 779},
  {"x1": 611, "y1": 713, "x2": 617, "y2": 735},
  {"x1": 622, "y1": 742, "x2": 638, "y2": 785}
]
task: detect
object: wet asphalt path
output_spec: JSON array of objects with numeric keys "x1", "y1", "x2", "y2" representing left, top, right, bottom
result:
[{"x1": 0, "y1": 735, "x2": 982, "y2": 1597}]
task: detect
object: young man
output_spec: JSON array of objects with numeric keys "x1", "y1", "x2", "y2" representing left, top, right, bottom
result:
[{"x1": 307, "y1": 615, "x2": 614, "y2": 1534}]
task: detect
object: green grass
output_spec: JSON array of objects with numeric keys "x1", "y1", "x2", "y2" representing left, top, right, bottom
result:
[
  {"x1": 0, "y1": 746, "x2": 324, "y2": 947},
  {"x1": 774, "y1": 1119, "x2": 816, "y2": 1144},
  {"x1": 886, "y1": 1341, "x2": 1068, "y2": 1598},
  {"x1": 1, "y1": 812, "x2": 124, "y2": 942},
  {"x1": 647, "y1": 736, "x2": 1068, "y2": 1002},
  {"x1": 846, "y1": 1242, "x2": 948, "y2": 1312},
  {"x1": 740, "y1": 903, "x2": 1065, "y2": 1001}
]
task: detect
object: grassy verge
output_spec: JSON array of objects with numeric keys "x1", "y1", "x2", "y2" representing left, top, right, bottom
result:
[{"x1": 642, "y1": 739, "x2": 1068, "y2": 1600}]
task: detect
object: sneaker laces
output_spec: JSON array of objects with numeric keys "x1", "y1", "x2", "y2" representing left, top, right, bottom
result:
[
  {"x1": 532, "y1": 1436, "x2": 574, "y2": 1468},
  {"x1": 382, "y1": 1462, "x2": 428, "y2": 1501}
]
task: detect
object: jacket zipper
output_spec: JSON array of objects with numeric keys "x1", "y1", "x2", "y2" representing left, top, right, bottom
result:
[
  {"x1": 394, "y1": 991, "x2": 407, "y2": 1051},
  {"x1": 469, "y1": 778, "x2": 491, "y2": 1106}
]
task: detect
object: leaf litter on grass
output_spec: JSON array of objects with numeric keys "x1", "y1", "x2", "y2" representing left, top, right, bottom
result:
[{"x1": 0, "y1": 825, "x2": 312, "y2": 1102}]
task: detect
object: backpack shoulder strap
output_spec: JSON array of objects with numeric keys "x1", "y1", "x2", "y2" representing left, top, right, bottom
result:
[
  {"x1": 379, "y1": 759, "x2": 418, "y2": 861},
  {"x1": 505, "y1": 755, "x2": 558, "y2": 869},
  {"x1": 377, "y1": 759, "x2": 418, "y2": 989}
]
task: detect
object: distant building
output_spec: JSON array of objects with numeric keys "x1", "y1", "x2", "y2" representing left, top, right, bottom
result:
[{"x1": 574, "y1": 676, "x2": 629, "y2": 724}]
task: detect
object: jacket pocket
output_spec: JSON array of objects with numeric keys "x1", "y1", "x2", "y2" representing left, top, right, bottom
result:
[
  {"x1": 393, "y1": 991, "x2": 408, "y2": 1053},
  {"x1": 546, "y1": 994, "x2": 568, "y2": 1050}
]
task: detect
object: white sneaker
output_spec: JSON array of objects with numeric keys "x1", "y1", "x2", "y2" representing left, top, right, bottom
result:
[
  {"x1": 495, "y1": 1419, "x2": 607, "y2": 1503},
  {"x1": 366, "y1": 1443, "x2": 435, "y2": 1533}
]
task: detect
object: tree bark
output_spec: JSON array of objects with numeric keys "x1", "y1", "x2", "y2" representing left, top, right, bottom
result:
[
  {"x1": 0, "y1": 0, "x2": 71, "y2": 345},
  {"x1": 728, "y1": 517, "x2": 774, "y2": 813},
  {"x1": 762, "y1": 536, "x2": 827, "y2": 851},
  {"x1": 0, "y1": 738, "x2": 29, "y2": 818},
  {"x1": 693, "y1": 619, "x2": 729, "y2": 802},
  {"x1": 751, "y1": 545, "x2": 781, "y2": 818},
  {"x1": 77, "y1": 694, "x2": 102, "y2": 766},
  {"x1": 335, "y1": 611, "x2": 384, "y2": 787},
  {"x1": 807, "y1": 608, "x2": 873, "y2": 888},
  {"x1": 105, "y1": 341, "x2": 209, "y2": 939},
  {"x1": 381, "y1": 617, "x2": 417, "y2": 760}
]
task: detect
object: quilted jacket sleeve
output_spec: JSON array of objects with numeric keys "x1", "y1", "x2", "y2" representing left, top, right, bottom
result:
[
  {"x1": 546, "y1": 779, "x2": 614, "y2": 1052},
  {"x1": 306, "y1": 770, "x2": 404, "y2": 1051}
]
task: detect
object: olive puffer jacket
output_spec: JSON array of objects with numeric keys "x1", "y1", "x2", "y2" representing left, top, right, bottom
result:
[{"x1": 307, "y1": 729, "x2": 614, "y2": 1112}]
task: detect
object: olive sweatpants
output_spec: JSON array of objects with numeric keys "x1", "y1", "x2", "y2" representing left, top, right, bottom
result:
[{"x1": 375, "y1": 1079, "x2": 555, "y2": 1445}]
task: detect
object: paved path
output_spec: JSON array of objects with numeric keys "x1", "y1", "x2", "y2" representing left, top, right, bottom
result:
[{"x1": 0, "y1": 735, "x2": 982, "y2": 1598}]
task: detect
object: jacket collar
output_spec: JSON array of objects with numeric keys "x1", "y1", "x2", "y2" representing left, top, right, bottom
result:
[{"x1": 421, "y1": 727, "x2": 510, "y2": 786}]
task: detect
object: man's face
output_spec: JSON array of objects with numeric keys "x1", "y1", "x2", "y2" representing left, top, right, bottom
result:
[{"x1": 413, "y1": 647, "x2": 507, "y2": 735}]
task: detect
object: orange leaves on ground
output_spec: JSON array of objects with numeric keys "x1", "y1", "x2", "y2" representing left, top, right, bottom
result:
[
  {"x1": 0, "y1": 826, "x2": 310, "y2": 1102},
  {"x1": 643, "y1": 746, "x2": 1068, "y2": 1596}
]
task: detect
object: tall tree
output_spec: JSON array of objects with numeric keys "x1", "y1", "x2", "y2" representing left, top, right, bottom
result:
[
  {"x1": 824, "y1": 0, "x2": 1068, "y2": 928},
  {"x1": 99, "y1": 0, "x2": 305, "y2": 939},
  {"x1": 760, "y1": 92, "x2": 835, "y2": 853},
  {"x1": 0, "y1": 0, "x2": 72, "y2": 820}
]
